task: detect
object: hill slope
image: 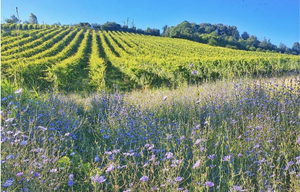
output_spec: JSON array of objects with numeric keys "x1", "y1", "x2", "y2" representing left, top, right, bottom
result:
[{"x1": 1, "y1": 26, "x2": 299, "y2": 91}]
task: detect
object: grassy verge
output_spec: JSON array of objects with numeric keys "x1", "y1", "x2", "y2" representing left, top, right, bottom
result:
[{"x1": 1, "y1": 75, "x2": 300, "y2": 191}]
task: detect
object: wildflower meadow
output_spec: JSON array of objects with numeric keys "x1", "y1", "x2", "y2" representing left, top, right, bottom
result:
[{"x1": 1, "y1": 74, "x2": 300, "y2": 191}]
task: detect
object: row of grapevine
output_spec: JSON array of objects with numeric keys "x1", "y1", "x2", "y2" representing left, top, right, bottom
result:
[
  {"x1": 1, "y1": 29, "x2": 85, "y2": 88},
  {"x1": 1, "y1": 29, "x2": 79, "y2": 67},
  {"x1": 88, "y1": 31, "x2": 106, "y2": 90},
  {"x1": 47, "y1": 30, "x2": 91, "y2": 90},
  {"x1": 1, "y1": 28, "x2": 73, "y2": 61},
  {"x1": 1, "y1": 27, "x2": 299, "y2": 91},
  {"x1": 111, "y1": 31, "x2": 170, "y2": 87},
  {"x1": 103, "y1": 31, "x2": 300, "y2": 88},
  {"x1": 1, "y1": 28, "x2": 49, "y2": 46},
  {"x1": 1, "y1": 23, "x2": 65, "y2": 31},
  {"x1": 26, "y1": 28, "x2": 79, "y2": 61},
  {"x1": 1, "y1": 27, "x2": 65, "y2": 56},
  {"x1": 1, "y1": 28, "x2": 55, "y2": 52},
  {"x1": 106, "y1": 32, "x2": 177, "y2": 84}
]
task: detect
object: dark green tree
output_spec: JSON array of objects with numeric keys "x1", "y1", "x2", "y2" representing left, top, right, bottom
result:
[
  {"x1": 241, "y1": 31, "x2": 250, "y2": 40},
  {"x1": 279, "y1": 43, "x2": 287, "y2": 53},
  {"x1": 162, "y1": 25, "x2": 169, "y2": 36},
  {"x1": 5, "y1": 15, "x2": 19, "y2": 23},
  {"x1": 101, "y1": 22, "x2": 122, "y2": 31},
  {"x1": 28, "y1": 13, "x2": 38, "y2": 24},
  {"x1": 292, "y1": 42, "x2": 299, "y2": 55}
]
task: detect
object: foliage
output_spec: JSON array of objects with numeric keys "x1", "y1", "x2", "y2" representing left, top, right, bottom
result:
[
  {"x1": 1, "y1": 27, "x2": 299, "y2": 92},
  {"x1": 28, "y1": 13, "x2": 38, "y2": 24},
  {"x1": 1, "y1": 76, "x2": 300, "y2": 191},
  {"x1": 164, "y1": 21, "x2": 299, "y2": 55}
]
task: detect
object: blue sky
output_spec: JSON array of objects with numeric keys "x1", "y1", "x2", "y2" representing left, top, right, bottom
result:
[{"x1": 1, "y1": 0, "x2": 299, "y2": 47}]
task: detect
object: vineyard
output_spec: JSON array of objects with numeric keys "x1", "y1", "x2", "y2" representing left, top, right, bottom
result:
[
  {"x1": 1, "y1": 26, "x2": 300, "y2": 91},
  {"x1": 1, "y1": 25, "x2": 300, "y2": 192}
]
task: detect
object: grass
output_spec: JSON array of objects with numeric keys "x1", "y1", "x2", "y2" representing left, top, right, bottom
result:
[{"x1": 1, "y1": 74, "x2": 300, "y2": 191}]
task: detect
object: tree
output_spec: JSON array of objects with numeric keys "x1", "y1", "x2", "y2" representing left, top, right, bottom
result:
[
  {"x1": 101, "y1": 22, "x2": 122, "y2": 31},
  {"x1": 227, "y1": 26, "x2": 239, "y2": 40},
  {"x1": 247, "y1": 35, "x2": 260, "y2": 48},
  {"x1": 5, "y1": 15, "x2": 20, "y2": 24},
  {"x1": 91, "y1": 23, "x2": 101, "y2": 30},
  {"x1": 279, "y1": 43, "x2": 286, "y2": 53},
  {"x1": 53, "y1": 22, "x2": 61, "y2": 26},
  {"x1": 162, "y1": 25, "x2": 169, "y2": 36},
  {"x1": 130, "y1": 19, "x2": 136, "y2": 32},
  {"x1": 292, "y1": 42, "x2": 300, "y2": 55},
  {"x1": 241, "y1": 31, "x2": 249, "y2": 40},
  {"x1": 28, "y1": 13, "x2": 38, "y2": 24}
]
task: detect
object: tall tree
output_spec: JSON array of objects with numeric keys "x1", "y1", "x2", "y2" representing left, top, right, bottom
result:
[
  {"x1": 5, "y1": 15, "x2": 19, "y2": 23},
  {"x1": 279, "y1": 43, "x2": 287, "y2": 53},
  {"x1": 28, "y1": 13, "x2": 38, "y2": 24},
  {"x1": 162, "y1": 25, "x2": 169, "y2": 36},
  {"x1": 292, "y1": 42, "x2": 300, "y2": 54},
  {"x1": 241, "y1": 31, "x2": 250, "y2": 40}
]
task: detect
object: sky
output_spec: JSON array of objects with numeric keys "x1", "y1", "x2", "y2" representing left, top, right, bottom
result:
[{"x1": 1, "y1": 0, "x2": 299, "y2": 48}]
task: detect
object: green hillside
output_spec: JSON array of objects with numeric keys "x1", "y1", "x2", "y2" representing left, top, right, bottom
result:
[{"x1": 1, "y1": 26, "x2": 299, "y2": 91}]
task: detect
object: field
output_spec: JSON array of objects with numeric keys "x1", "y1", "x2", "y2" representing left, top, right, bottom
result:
[
  {"x1": 1, "y1": 26, "x2": 300, "y2": 191},
  {"x1": 1, "y1": 26, "x2": 299, "y2": 91}
]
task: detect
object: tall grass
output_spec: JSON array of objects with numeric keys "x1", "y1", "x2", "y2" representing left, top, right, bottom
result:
[{"x1": 1, "y1": 75, "x2": 300, "y2": 191}]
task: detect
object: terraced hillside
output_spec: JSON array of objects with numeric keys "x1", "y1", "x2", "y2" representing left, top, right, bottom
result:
[{"x1": 1, "y1": 26, "x2": 299, "y2": 91}]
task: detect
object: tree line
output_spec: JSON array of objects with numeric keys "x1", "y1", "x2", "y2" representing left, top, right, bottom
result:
[
  {"x1": 162, "y1": 21, "x2": 299, "y2": 55},
  {"x1": 74, "y1": 21, "x2": 160, "y2": 36},
  {"x1": 3, "y1": 13, "x2": 299, "y2": 55}
]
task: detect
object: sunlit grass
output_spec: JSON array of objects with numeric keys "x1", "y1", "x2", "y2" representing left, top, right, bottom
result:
[{"x1": 1, "y1": 74, "x2": 300, "y2": 191}]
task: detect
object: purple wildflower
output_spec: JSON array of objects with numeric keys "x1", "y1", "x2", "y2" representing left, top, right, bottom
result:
[
  {"x1": 16, "y1": 172, "x2": 23, "y2": 177},
  {"x1": 195, "y1": 139, "x2": 204, "y2": 145},
  {"x1": 5, "y1": 118, "x2": 14, "y2": 123},
  {"x1": 287, "y1": 161, "x2": 294, "y2": 166},
  {"x1": 68, "y1": 180, "x2": 74, "y2": 187},
  {"x1": 69, "y1": 174, "x2": 74, "y2": 180},
  {"x1": 175, "y1": 177, "x2": 183, "y2": 182},
  {"x1": 232, "y1": 185, "x2": 244, "y2": 191},
  {"x1": 34, "y1": 172, "x2": 40, "y2": 177},
  {"x1": 208, "y1": 154, "x2": 215, "y2": 160},
  {"x1": 205, "y1": 181, "x2": 214, "y2": 187},
  {"x1": 192, "y1": 70, "x2": 198, "y2": 75},
  {"x1": 37, "y1": 126, "x2": 47, "y2": 131},
  {"x1": 6, "y1": 154, "x2": 14, "y2": 160},
  {"x1": 165, "y1": 152, "x2": 174, "y2": 159},
  {"x1": 106, "y1": 163, "x2": 115, "y2": 172},
  {"x1": 50, "y1": 169, "x2": 57, "y2": 173},
  {"x1": 189, "y1": 63, "x2": 193, "y2": 68},
  {"x1": 91, "y1": 174, "x2": 106, "y2": 183},
  {"x1": 193, "y1": 160, "x2": 200, "y2": 169},
  {"x1": 149, "y1": 155, "x2": 156, "y2": 161},
  {"x1": 20, "y1": 141, "x2": 27, "y2": 145},
  {"x1": 140, "y1": 176, "x2": 149, "y2": 182},
  {"x1": 112, "y1": 149, "x2": 120, "y2": 154},
  {"x1": 223, "y1": 155, "x2": 230, "y2": 161},
  {"x1": 3, "y1": 178, "x2": 14, "y2": 187},
  {"x1": 15, "y1": 88, "x2": 22, "y2": 94}
]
